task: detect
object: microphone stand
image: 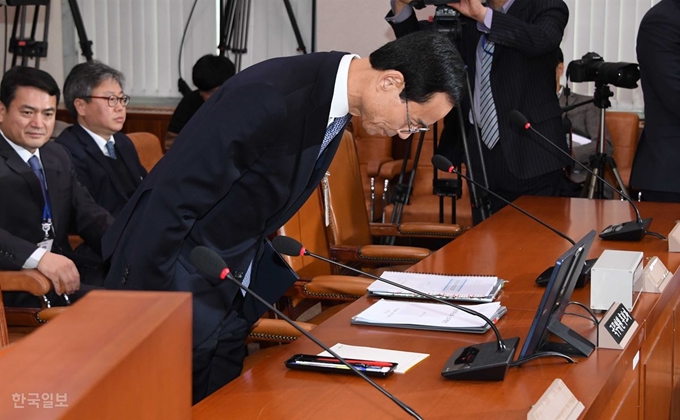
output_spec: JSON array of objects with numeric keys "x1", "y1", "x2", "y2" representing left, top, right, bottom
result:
[
  {"x1": 190, "y1": 246, "x2": 423, "y2": 420},
  {"x1": 272, "y1": 236, "x2": 522, "y2": 381},
  {"x1": 508, "y1": 111, "x2": 660, "y2": 242}
]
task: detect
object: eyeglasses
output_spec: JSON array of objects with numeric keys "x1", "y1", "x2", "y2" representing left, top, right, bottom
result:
[
  {"x1": 398, "y1": 97, "x2": 430, "y2": 135},
  {"x1": 83, "y1": 95, "x2": 131, "y2": 107}
]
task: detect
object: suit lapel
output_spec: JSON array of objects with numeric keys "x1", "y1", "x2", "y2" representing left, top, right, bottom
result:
[
  {"x1": 74, "y1": 124, "x2": 130, "y2": 198},
  {"x1": 0, "y1": 138, "x2": 44, "y2": 206}
]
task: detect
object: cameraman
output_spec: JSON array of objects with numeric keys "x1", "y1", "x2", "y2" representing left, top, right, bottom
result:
[
  {"x1": 386, "y1": 0, "x2": 571, "y2": 224},
  {"x1": 630, "y1": 0, "x2": 680, "y2": 203}
]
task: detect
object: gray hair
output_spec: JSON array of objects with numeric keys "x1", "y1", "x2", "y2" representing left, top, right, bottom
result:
[{"x1": 63, "y1": 60, "x2": 125, "y2": 118}]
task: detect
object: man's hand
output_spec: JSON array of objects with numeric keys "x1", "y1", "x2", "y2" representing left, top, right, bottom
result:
[
  {"x1": 394, "y1": 0, "x2": 414, "y2": 15},
  {"x1": 36, "y1": 252, "x2": 80, "y2": 295},
  {"x1": 450, "y1": 0, "x2": 488, "y2": 22}
]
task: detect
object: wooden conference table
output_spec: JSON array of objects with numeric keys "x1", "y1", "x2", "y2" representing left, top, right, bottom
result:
[{"x1": 193, "y1": 197, "x2": 680, "y2": 420}]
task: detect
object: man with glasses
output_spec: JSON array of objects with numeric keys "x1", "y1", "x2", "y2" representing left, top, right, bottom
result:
[
  {"x1": 387, "y1": 0, "x2": 571, "y2": 223},
  {"x1": 56, "y1": 60, "x2": 147, "y2": 217},
  {"x1": 0, "y1": 66, "x2": 113, "y2": 307},
  {"x1": 102, "y1": 31, "x2": 465, "y2": 403}
]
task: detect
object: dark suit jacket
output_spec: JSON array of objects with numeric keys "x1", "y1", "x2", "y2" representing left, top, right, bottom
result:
[
  {"x1": 630, "y1": 0, "x2": 680, "y2": 194},
  {"x1": 0, "y1": 138, "x2": 113, "y2": 270},
  {"x1": 102, "y1": 52, "x2": 348, "y2": 345},
  {"x1": 55, "y1": 124, "x2": 146, "y2": 216},
  {"x1": 390, "y1": 0, "x2": 570, "y2": 180}
]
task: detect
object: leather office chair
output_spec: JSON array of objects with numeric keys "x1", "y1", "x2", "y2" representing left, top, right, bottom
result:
[
  {"x1": 0, "y1": 270, "x2": 64, "y2": 349},
  {"x1": 322, "y1": 130, "x2": 463, "y2": 269},
  {"x1": 127, "y1": 132, "x2": 164, "y2": 172},
  {"x1": 350, "y1": 116, "x2": 399, "y2": 221},
  {"x1": 275, "y1": 187, "x2": 373, "y2": 321},
  {"x1": 605, "y1": 111, "x2": 641, "y2": 191},
  {"x1": 379, "y1": 122, "x2": 473, "y2": 228}
]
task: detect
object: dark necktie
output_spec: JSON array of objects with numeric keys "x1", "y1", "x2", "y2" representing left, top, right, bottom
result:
[
  {"x1": 28, "y1": 155, "x2": 49, "y2": 201},
  {"x1": 105, "y1": 140, "x2": 117, "y2": 159}
]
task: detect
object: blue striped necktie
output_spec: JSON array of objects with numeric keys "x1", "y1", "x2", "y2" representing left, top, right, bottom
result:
[
  {"x1": 319, "y1": 114, "x2": 351, "y2": 157},
  {"x1": 105, "y1": 140, "x2": 117, "y2": 159},
  {"x1": 478, "y1": 36, "x2": 500, "y2": 149}
]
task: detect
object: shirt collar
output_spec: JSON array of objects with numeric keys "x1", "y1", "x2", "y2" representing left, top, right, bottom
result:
[
  {"x1": 80, "y1": 124, "x2": 115, "y2": 156},
  {"x1": 1, "y1": 129, "x2": 41, "y2": 164},
  {"x1": 328, "y1": 54, "x2": 359, "y2": 125}
]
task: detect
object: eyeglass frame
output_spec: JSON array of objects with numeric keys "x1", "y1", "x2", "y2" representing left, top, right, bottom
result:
[
  {"x1": 398, "y1": 96, "x2": 430, "y2": 135},
  {"x1": 81, "y1": 95, "x2": 131, "y2": 108}
]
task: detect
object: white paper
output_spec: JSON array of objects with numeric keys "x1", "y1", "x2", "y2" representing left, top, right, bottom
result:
[
  {"x1": 368, "y1": 271, "x2": 497, "y2": 298},
  {"x1": 317, "y1": 343, "x2": 429, "y2": 374},
  {"x1": 571, "y1": 133, "x2": 591, "y2": 146},
  {"x1": 354, "y1": 299, "x2": 502, "y2": 329}
]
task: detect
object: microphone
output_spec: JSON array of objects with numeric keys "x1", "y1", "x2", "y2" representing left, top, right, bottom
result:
[
  {"x1": 431, "y1": 154, "x2": 597, "y2": 288},
  {"x1": 189, "y1": 246, "x2": 424, "y2": 420},
  {"x1": 508, "y1": 110, "x2": 653, "y2": 241},
  {"x1": 271, "y1": 236, "x2": 520, "y2": 381}
]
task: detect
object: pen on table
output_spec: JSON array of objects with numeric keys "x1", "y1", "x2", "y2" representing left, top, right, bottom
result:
[
  {"x1": 294, "y1": 361, "x2": 386, "y2": 371},
  {"x1": 317, "y1": 358, "x2": 394, "y2": 367}
]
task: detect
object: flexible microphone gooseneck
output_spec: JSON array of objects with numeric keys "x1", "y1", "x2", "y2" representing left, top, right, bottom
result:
[
  {"x1": 271, "y1": 235, "x2": 520, "y2": 381},
  {"x1": 431, "y1": 154, "x2": 597, "y2": 288},
  {"x1": 508, "y1": 110, "x2": 656, "y2": 242},
  {"x1": 189, "y1": 246, "x2": 424, "y2": 420}
]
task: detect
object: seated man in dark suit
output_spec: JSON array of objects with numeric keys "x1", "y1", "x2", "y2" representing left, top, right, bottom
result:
[
  {"x1": 0, "y1": 66, "x2": 113, "y2": 307},
  {"x1": 55, "y1": 61, "x2": 147, "y2": 217},
  {"x1": 164, "y1": 54, "x2": 236, "y2": 150}
]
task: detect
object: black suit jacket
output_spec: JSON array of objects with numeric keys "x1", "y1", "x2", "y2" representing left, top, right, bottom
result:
[
  {"x1": 0, "y1": 138, "x2": 113, "y2": 270},
  {"x1": 102, "y1": 52, "x2": 348, "y2": 345},
  {"x1": 390, "y1": 0, "x2": 570, "y2": 180},
  {"x1": 630, "y1": 0, "x2": 680, "y2": 194},
  {"x1": 55, "y1": 124, "x2": 146, "y2": 216}
]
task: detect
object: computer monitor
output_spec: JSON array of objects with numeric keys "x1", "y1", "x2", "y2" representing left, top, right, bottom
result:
[{"x1": 519, "y1": 230, "x2": 597, "y2": 358}]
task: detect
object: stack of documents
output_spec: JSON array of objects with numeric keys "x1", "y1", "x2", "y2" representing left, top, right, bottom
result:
[
  {"x1": 367, "y1": 271, "x2": 504, "y2": 303},
  {"x1": 351, "y1": 300, "x2": 506, "y2": 334}
]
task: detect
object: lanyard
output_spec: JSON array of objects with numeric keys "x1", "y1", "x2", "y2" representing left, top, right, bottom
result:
[{"x1": 39, "y1": 177, "x2": 53, "y2": 240}]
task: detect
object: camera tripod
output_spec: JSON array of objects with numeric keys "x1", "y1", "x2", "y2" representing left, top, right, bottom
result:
[
  {"x1": 564, "y1": 82, "x2": 630, "y2": 200},
  {"x1": 5, "y1": 0, "x2": 92, "y2": 70},
  {"x1": 386, "y1": 5, "x2": 491, "y2": 237}
]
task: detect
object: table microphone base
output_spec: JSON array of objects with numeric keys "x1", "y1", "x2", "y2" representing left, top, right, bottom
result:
[
  {"x1": 536, "y1": 258, "x2": 598, "y2": 288},
  {"x1": 442, "y1": 337, "x2": 520, "y2": 381},
  {"x1": 600, "y1": 218, "x2": 652, "y2": 241}
]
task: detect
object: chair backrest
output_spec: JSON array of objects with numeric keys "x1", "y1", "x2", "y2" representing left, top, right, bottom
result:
[
  {"x1": 324, "y1": 130, "x2": 373, "y2": 247},
  {"x1": 127, "y1": 132, "x2": 164, "y2": 172},
  {"x1": 605, "y1": 112, "x2": 640, "y2": 188},
  {"x1": 276, "y1": 189, "x2": 332, "y2": 279}
]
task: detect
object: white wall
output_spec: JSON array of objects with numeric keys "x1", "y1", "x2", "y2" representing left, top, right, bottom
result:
[{"x1": 0, "y1": 0, "x2": 660, "y2": 110}]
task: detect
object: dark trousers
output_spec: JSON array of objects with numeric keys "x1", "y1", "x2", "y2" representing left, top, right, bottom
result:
[
  {"x1": 465, "y1": 134, "x2": 566, "y2": 225},
  {"x1": 192, "y1": 293, "x2": 250, "y2": 405}
]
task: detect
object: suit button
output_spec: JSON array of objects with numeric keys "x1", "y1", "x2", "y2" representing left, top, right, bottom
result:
[{"x1": 232, "y1": 271, "x2": 244, "y2": 280}]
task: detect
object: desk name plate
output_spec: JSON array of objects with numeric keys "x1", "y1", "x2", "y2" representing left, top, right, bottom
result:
[{"x1": 598, "y1": 302, "x2": 638, "y2": 350}]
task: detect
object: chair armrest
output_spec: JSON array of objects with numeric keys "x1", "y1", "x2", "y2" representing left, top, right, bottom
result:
[
  {"x1": 248, "y1": 318, "x2": 316, "y2": 343},
  {"x1": 302, "y1": 275, "x2": 373, "y2": 300},
  {"x1": 0, "y1": 270, "x2": 52, "y2": 296},
  {"x1": 329, "y1": 244, "x2": 430, "y2": 265},
  {"x1": 366, "y1": 158, "x2": 395, "y2": 178},
  {"x1": 379, "y1": 159, "x2": 413, "y2": 179},
  {"x1": 369, "y1": 222, "x2": 462, "y2": 238}
]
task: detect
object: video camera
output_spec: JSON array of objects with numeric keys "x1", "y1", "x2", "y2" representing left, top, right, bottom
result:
[
  {"x1": 411, "y1": 0, "x2": 460, "y2": 9},
  {"x1": 567, "y1": 52, "x2": 640, "y2": 89}
]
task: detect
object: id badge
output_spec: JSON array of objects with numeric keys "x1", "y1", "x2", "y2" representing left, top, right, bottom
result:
[{"x1": 37, "y1": 239, "x2": 53, "y2": 252}]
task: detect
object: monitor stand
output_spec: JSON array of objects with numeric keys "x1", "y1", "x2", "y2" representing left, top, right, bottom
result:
[{"x1": 540, "y1": 317, "x2": 596, "y2": 357}]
